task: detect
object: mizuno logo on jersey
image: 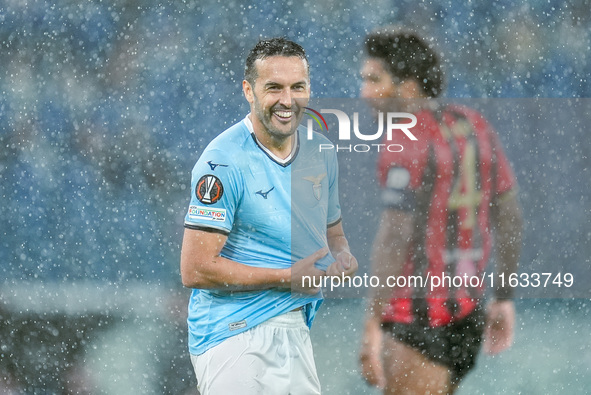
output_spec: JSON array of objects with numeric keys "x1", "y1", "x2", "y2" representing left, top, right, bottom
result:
[
  {"x1": 207, "y1": 160, "x2": 229, "y2": 171},
  {"x1": 255, "y1": 187, "x2": 275, "y2": 199}
]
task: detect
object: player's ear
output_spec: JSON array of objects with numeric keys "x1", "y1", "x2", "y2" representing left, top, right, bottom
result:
[{"x1": 243, "y1": 80, "x2": 254, "y2": 104}]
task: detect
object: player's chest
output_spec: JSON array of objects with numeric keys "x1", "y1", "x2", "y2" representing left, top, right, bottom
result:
[{"x1": 238, "y1": 159, "x2": 329, "y2": 216}]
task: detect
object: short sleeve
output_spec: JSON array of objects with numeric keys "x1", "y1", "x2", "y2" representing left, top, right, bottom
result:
[
  {"x1": 376, "y1": 138, "x2": 429, "y2": 212},
  {"x1": 326, "y1": 148, "x2": 342, "y2": 226},
  {"x1": 184, "y1": 149, "x2": 242, "y2": 234},
  {"x1": 380, "y1": 166, "x2": 416, "y2": 211}
]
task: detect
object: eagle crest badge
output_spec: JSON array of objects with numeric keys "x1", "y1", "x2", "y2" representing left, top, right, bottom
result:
[{"x1": 303, "y1": 173, "x2": 326, "y2": 201}]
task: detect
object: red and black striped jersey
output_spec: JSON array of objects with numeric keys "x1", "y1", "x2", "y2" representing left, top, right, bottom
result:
[{"x1": 377, "y1": 104, "x2": 517, "y2": 328}]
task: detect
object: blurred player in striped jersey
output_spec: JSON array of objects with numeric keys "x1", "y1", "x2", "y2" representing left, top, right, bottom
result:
[{"x1": 358, "y1": 27, "x2": 523, "y2": 394}]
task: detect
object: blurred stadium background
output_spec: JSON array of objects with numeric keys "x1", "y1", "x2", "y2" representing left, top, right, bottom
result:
[{"x1": 0, "y1": 0, "x2": 590, "y2": 393}]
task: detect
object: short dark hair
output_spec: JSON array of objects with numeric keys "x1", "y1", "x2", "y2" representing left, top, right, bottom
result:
[
  {"x1": 244, "y1": 37, "x2": 309, "y2": 84},
  {"x1": 364, "y1": 28, "x2": 444, "y2": 97}
]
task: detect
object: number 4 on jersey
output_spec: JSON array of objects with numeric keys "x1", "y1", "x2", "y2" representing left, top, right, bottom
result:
[{"x1": 448, "y1": 142, "x2": 482, "y2": 230}]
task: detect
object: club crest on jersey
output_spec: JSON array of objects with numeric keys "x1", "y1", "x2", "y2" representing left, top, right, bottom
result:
[
  {"x1": 303, "y1": 173, "x2": 326, "y2": 201},
  {"x1": 196, "y1": 175, "x2": 224, "y2": 204}
]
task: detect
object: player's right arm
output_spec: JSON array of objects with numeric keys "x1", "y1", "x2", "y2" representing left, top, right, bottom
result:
[
  {"x1": 180, "y1": 228, "x2": 327, "y2": 292},
  {"x1": 360, "y1": 208, "x2": 414, "y2": 389},
  {"x1": 360, "y1": 147, "x2": 421, "y2": 388},
  {"x1": 182, "y1": 144, "x2": 327, "y2": 292}
]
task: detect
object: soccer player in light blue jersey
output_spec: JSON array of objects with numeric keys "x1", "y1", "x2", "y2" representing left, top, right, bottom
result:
[{"x1": 180, "y1": 37, "x2": 358, "y2": 395}]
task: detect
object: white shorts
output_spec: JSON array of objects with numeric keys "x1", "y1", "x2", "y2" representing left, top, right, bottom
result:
[{"x1": 190, "y1": 309, "x2": 321, "y2": 395}]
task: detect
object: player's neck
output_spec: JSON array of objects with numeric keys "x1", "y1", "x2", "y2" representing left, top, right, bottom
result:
[
  {"x1": 256, "y1": 132, "x2": 295, "y2": 160},
  {"x1": 404, "y1": 98, "x2": 435, "y2": 113},
  {"x1": 250, "y1": 117, "x2": 295, "y2": 159}
]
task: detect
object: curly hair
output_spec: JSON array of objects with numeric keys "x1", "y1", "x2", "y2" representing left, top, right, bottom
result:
[{"x1": 364, "y1": 28, "x2": 444, "y2": 97}]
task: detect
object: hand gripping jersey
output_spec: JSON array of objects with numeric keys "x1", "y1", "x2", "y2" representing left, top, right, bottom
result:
[
  {"x1": 184, "y1": 116, "x2": 342, "y2": 355},
  {"x1": 377, "y1": 105, "x2": 517, "y2": 328}
]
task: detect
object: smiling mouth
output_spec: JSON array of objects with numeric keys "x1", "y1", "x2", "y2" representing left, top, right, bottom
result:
[{"x1": 273, "y1": 109, "x2": 293, "y2": 122}]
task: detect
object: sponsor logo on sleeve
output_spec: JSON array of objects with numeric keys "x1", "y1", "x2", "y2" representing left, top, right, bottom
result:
[
  {"x1": 188, "y1": 205, "x2": 227, "y2": 222},
  {"x1": 386, "y1": 167, "x2": 411, "y2": 189}
]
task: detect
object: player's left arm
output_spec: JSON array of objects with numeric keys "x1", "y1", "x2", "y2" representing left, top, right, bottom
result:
[
  {"x1": 491, "y1": 191, "x2": 523, "y2": 299},
  {"x1": 325, "y1": 221, "x2": 358, "y2": 277},
  {"x1": 485, "y1": 190, "x2": 523, "y2": 354}
]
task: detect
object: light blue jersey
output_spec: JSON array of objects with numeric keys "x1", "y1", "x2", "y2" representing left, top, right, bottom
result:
[{"x1": 184, "y1": 116, "x2": 341, "y2": 355}]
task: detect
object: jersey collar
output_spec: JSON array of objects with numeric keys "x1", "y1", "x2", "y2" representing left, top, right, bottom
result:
[{"x1": 244, "y1": 116, "x2": 300, "y2": 167}]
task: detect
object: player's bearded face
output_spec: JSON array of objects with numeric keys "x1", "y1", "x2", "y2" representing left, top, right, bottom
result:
[
  {"x1": 250, "y1": 56, "x2": 310, "y2": 140},
  {"x1": 252, "y1": 96, "x2": 305, "y2": 138}
]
